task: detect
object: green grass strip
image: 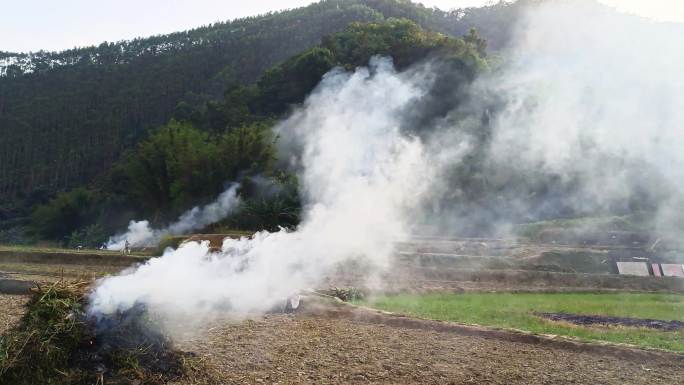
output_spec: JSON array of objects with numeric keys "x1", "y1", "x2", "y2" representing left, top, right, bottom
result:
[{"x1": 360, "y1": 292, "x2": 684, "y2": 352}]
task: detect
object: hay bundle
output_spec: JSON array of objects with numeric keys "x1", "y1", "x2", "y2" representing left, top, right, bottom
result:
[
  {"x1": 324, "y1": 287, "x2": 367, "y2": 302},
  {"x1": 0, "y1": 281, "x2": 211, "y2": 385}
]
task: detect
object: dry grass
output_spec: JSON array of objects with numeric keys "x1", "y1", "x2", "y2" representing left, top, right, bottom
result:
[{"x1": 179, "y1": 312, "x2": 683, "y2": 384}]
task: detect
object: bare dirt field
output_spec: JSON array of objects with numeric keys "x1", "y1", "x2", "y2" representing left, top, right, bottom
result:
[
  {"x1": 179, "y1": 307, "x2": 683, "y2": 385},
  {"x1": 0, "y1": 294, "x2": 29, "y2": 335}
]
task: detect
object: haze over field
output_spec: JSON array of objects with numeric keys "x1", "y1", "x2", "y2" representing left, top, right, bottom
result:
[{"x1": 422, "y1": 0, "x2": 684, "y2": 235}]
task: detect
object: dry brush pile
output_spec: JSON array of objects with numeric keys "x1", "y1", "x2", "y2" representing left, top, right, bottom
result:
[{"x1": 0, "y1": 281, "x2": 214, "y2": 385}]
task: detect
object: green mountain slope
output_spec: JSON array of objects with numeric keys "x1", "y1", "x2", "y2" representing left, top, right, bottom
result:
[
  {"x1": 21, "y1": 18, "x2": 487, "y2": 245},
  {"x1": 0, "y1": 0, "x2": 521, "y2": 209}
]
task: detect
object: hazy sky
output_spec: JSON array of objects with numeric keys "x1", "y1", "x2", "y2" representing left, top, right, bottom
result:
[{"x1": 2, "y1": 1, "x2": 683, "y2": 53}]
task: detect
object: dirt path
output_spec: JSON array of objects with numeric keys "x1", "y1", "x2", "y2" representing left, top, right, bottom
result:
[
  {"x1": 0, "y1": 294, "x2": 29, "y2": 334},
  {"x1": 181, "y1": 310, "x2": 683, "y2": 385}
]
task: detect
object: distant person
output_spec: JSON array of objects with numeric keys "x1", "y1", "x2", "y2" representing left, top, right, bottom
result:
[{"x1": 124, "y1": 240, "x2": 131, "y2": 254}]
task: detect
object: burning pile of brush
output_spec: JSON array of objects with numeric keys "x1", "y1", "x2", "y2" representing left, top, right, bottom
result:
[{"x1": 0, "y1": 281, "x2": 212, "y2": 385}]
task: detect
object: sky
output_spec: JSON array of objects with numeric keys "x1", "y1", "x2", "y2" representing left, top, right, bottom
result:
[{"x1": 1, "y1": 0, "x2": 683, "y2": 53}]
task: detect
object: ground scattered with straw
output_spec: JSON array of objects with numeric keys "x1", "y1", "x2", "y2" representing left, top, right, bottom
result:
[
  {"x1": 0, "y1": 295, "x2": 29, "y2": 335},
  {"x1": 2, "y1": 284, "x2": 682, "y2": 384},
  {"x1": 179, "y1": 312, "x2": 683, "y2": 384}
]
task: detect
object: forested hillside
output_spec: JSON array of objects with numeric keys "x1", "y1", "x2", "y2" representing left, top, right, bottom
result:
[
  {"x1": 5, "y1": 15, "x2": 487, "y2": 246},
  {"x1": 2, "y1": 0, "x2": 671, "y2": 248},
  {"x1": 0, "y1": 0, "x2": 523, "y2": 212}
]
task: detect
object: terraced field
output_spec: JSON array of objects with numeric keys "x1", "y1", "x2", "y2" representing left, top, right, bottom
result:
[{"x1": 1, "y1": 238, "x2": 682, "y2": 384}]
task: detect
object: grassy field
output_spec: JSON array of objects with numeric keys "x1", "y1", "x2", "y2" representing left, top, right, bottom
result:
[
  {"x1": 0, "y1": 244, "x2": 117, "y2": 254},
  {"x1": 0, "y1": 244, "x2": 153, "y2": 257},
  {"x1": 360, "y1": 292, "x2": 684, "y2": 352},
  {"x1": 0, "y1": 262, "x2": 121, "y2": 278},
  {"x1": 512, "y1": 214, "x2": 649, "y2": 238}
]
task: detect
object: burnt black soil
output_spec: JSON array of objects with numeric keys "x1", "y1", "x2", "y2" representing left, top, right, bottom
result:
[{"x1": 537, "y1": 312, "x2": 684, "y2": 331}]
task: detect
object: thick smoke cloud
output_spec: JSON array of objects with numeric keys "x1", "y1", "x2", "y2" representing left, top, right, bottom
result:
[
  {"x1": 418, "y1": 1, "x2": 684, "y2": 236},
  {"x1": 90, "y1": 1, "x2": 684, "y2": 329},
  {"x1": 488, "y1": 1, "x2": 684, "y2": 232},
  {"x1": 90, "y1": 57, "x2": 447, "y2": 321},
  {"x1": 106, "y1": 183, "x2": 241, "y2": 250}
]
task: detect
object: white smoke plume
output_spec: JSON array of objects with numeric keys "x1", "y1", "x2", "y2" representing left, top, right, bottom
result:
[
  {"x1": 419, "y1": 1, "x2": 684, "y2": 237},
  {"x1": 90, "y1": 0, "x2": 684, "y2": 325},
  {"x1": 484, "y1": 1, "x2": 684, "y2": 233},
  {"x1": 90, "y1": 57, "x2": 443, "y2": 320},
  {"x1": 106, "y1": 183, "x2": 241, "y2": 250}
]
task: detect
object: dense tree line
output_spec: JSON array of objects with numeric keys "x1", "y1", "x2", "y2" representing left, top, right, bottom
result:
[{"x1": 21, "y1": 18, "x2": 488, "y2": 245}]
